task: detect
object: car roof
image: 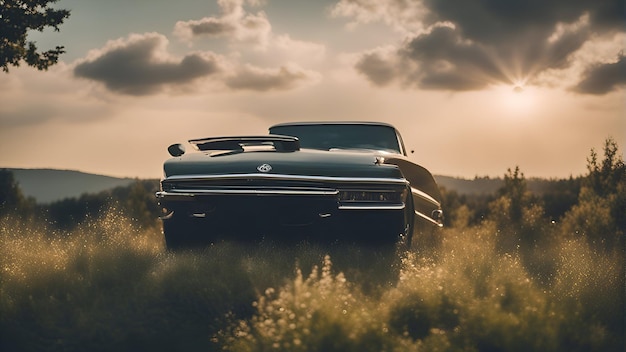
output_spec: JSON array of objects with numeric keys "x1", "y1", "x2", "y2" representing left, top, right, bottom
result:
[{"x1": 269, "y1": 121, "x2": 398, "y2": 129}]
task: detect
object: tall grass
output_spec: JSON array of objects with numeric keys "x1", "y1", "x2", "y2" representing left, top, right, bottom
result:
[
  {"x1": 223, "y1": 223, "x2": 624, "y2": 352},
  {"x1": 0, "y1": 212, "x2": 257, "y2": 351},
  {"x1": 1, "y1": 211, "x2": 623, "y2": 351}
]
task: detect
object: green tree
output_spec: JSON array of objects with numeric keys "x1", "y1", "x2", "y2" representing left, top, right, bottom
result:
[
  {"x1": 561, "y1": 138, "x2": 625, "y2": 250},
  {"x1": 119, "y1": 179, "x2": 161, "y2": 228},
  {"x1": 42, "y1": 179, "x2": 161, "y2": 229},
  {"x1": 1, "y1": 0, "x2": 70, "y2": 72},
  {"x1": 488, "y1": 167, "x2": 547, "y2": 252},
  {"x1": 0, "y1": 168, "x2": 33, "y2": 216},
  {"x1": 498, "y1": 166, "x2": 528, "y2": 223},
  {"x1": 586, "y1": 138, "x2": 625, "y2": 199}
]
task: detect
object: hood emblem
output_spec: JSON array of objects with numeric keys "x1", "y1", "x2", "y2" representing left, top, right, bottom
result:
[{"x1": 257, "y1": 163, "x2": 272, "y2": 173}]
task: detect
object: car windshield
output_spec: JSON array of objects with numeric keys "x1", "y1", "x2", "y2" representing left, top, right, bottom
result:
[{"x1": 269, "y1": 124, "x2": 403, "y2": 154}]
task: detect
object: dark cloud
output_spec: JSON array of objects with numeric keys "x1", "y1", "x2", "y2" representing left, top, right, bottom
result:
[
  {"x1": 422, "y1": 0, "x2": 622, "y2": 43},
  {"x1": 173, "y1": 0, "x2": 271, "y2": 46},
  {"x1": 73, "y1": 32, "x2": 319, "y2": 95},
  {"x1": 354, "y1": 52, "x2": 397, "y2": 86},
  {"x1": 573, "y1": 55, "x2": 626, "y2": 95},
  {"x1": 343, "y1": 0, "x2": 625, "y2": 94},
  {"x1": 225, "y1": 65, "x2": 316, "y2": 91},
  {"x1": 74, "y1": 34, "x2": 220, "y2": 95},
  {"x1": 400, "y1": 25, "x2": 508, "y2": 90},
  {"x1": 189, "y1": 19, "x2": 236, "y2": 37}
]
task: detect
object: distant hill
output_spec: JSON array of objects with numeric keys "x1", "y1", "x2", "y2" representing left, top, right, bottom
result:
[
  {"x1": 435, "y1": 174, "x2": 583, "y2": 199},
  {"x1": 7, "y1": 168, "x2": 569, "y2": 204},
  {"x1": 8, "y1": 168, "x2": 135, "y2": 204},
  {"x1": 434, "y1": 175, "x2": 503, "y2": 195}
]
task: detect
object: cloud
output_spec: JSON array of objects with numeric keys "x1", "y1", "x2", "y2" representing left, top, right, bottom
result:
[
  {"x1": 225, "y1": 64, "x2": 320, "y2": 91},
  {"x1": 272, "y1": 34, "x2": 326, "y2": 62},
  {"x1": 399, "y1": 25, "x2": 509, "y2": 90},
  {"x1": 421, "y1": 0, "x2": 622, "y2": 42},
  {"x1": 331, "y1": 0, "x2": 428, "y2": 33},
  {"x1": 333, "y1": 0, "x2": 625, "y2": 94},
  {"x1": 74, "y1": 33, "x2": 221, "y2": 95},
  {"x1": 174, "y1": 0, "x2": 271, "y2": 48},
  {"x1": 573, "y1": 54, "x2": 626, "y2": 94},
  {"x1": 72, "y1": 0, "x2": 326, "y2": 96},
  {"x1": 174, "y1": 0, "x2": 326, "y2": 62},
  {"x1": 72, "y1": 32, "x2": 320, "y2": 95},
  {"x1": 354, "y1": 47, "x2": 399, "y2": 86}
]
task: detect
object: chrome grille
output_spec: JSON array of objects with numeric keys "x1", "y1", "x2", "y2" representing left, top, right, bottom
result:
[
  {"x1": 160, "y1": 174, "x2": 408, "y2": 201},
  {"x1": 162, "y1": 178, "x2": 332, "y2": 193}
]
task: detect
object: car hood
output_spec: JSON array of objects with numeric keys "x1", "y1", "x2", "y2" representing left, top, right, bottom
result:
[{"x1": 163, "y1": 148, "x2": 403, "y2": 179}]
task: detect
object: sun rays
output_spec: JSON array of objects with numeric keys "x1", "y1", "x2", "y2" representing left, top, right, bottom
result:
[{"x1": 492, "y1": 80, "x2": 538, "y2": 118}]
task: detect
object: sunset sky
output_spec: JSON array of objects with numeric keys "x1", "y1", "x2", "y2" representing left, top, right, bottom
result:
[{"x1": 1, "y1": 0, "x2": 624, "y2": 179}]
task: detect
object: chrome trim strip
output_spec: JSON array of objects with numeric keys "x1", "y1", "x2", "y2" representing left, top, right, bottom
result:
[
  {"x1": 157, "y1": 191, "x2": 196, "y2": 198},
  {"x1": 414, "y1": 210, "x2": 444, "y2": 227},
  {"x1": 411, "y1": 187, "x2": 441, "y2": 207},
  {"x1": 337, "y1": 188, "x2": 401, "y2": 193},
  {"x1": 189, "y1": 135, "x2": 298, "y2": 145},
  {"x1": 158, "y1": 210, "x2": 175, "y2": 220},
  {"x1": 157, "y1": 189, "x2": 339, "y2": 196},
  {"x1": 164, "y1": 173, "x2": 409, "y2": 185},
  {"x1": 339, "y1": 204, "x2": 405, "y2": 210}
]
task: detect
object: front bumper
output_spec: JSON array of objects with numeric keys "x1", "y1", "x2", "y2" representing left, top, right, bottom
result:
[{"x1": 156, "y1": 174, "x2": 411, "y2": 242}]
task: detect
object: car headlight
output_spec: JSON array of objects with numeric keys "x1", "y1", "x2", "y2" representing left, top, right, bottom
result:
[{"x1": 338, "y1": 188, "x2": 407, "y2": 204}]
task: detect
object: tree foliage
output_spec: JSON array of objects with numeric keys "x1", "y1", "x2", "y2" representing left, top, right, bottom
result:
[
  {"x1": 0, "y1": 0, "x2": 70, "y2": 72},
  {"x1": 0, "y1": 168, "x2": 34, "y2": 216},
  {"x1": 43, "y1": 179, "x2": 161, "y2": 229},
  {"x1": 485, "y1": 166, "x2": 549, "y2": 252},
  {"x1": 585, "y1": 138, "x2": 625, "y2": 199},
  {"x1": 561, "y1": 137, "x2": 625, "y2": 250},
  {"x1": 497, "y1": 166, "x2": 529, "y2": 223},
  {"x1": 0, "y1": 169, "x2": 160, "y2": 228},
  {"x1": 0, "y1": 168, "x2": 22, "y2": 215}
]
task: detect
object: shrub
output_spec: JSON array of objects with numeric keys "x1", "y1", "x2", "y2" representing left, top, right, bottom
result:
[
  {"x1": 221, "y1": 224, "x2": 624, "y2": 351},
  {"x1": 560, "y1": 137, "x2": 625, "y2": 251},
  {"x1": 0, "y1": 211, "x2": 256, "y2": 352},
  {"x1": 550, "y1": 238, "x2": 625, "y2": 350},
  {"x1": 222, "y1": 256, "x2": 401, "y2": 352},
  {"x1": 1, "y1": 207, "x2": 623, "y2": 351}
]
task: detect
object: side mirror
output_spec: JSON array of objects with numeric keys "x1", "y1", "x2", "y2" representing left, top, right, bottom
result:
[{"x1": 168, "y1": 143, "x2": 186, "y2": 157}]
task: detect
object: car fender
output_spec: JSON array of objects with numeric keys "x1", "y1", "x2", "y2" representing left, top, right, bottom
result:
[{"x1": 384, "y1": 156, "x2": 443, "y2": 226}]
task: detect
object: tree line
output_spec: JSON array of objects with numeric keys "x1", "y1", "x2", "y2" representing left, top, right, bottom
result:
[
  {"x1": 441, "y1": 138, "x2": 624, "y2": 252},
  {"x1": 1, "y1": 138, "x2": 624, "y2": 250},
  {"x1": 0, "y1": 172, "x2": 161, "y2": 229}
]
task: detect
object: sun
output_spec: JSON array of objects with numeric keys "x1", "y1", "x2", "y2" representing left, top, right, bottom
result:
[
  {"x1": 493, "y1": 82, "x2": 537, "y2": 117},
  {"x1": 511, "y1": 78, "x2": 528, "y2": 93}
]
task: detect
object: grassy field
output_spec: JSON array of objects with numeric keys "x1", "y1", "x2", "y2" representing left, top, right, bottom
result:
[{"x1": 1, "y1": 211, "x2": 623, "y2": 351}]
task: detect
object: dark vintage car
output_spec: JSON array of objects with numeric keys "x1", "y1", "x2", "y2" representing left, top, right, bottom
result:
[{"x1": 156, "y1": 122, "x2": 443, "y2": 249}]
